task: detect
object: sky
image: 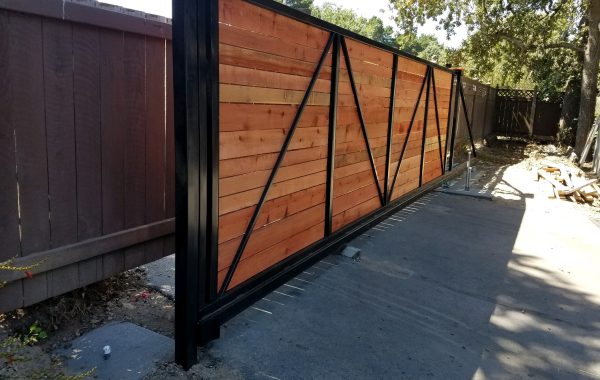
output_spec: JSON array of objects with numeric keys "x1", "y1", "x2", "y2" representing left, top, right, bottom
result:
[{"x1": 100, "y1": 0, "x2": 467, "y2": 48}]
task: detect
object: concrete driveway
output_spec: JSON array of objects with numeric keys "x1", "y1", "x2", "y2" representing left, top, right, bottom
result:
[{"x1": 205, "y1": 165, "x2": 600, "y2": 379}]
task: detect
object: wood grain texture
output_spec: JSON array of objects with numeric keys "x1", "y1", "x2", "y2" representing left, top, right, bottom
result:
[
  {"x1": 0, "y1": 7, "x2": 175, "y2": 311},
  {"x1": 100, "y1": 29, "x2": 126, "y2": 277},
  {"x1": 73, "y1": 24, "x2": 103, "y2": 286},
  {"x1": 42, "y1": 19, "x2": 79, "y2": 297},
  {"x1": 145, "y1": 37, "x2": 167, "y2": 263},
  {"x1": 216, "y1": 0, "x2": 455, "y2": 289},
  {"x1": 123, "y1": 32, "x2": 147, "y2": 269},
  {"x1": 0, "y1": 10, "x2": 21, "y2": 263},
  {"x1": 10, "y1": 13, "x2": 50, "y2": 305}
]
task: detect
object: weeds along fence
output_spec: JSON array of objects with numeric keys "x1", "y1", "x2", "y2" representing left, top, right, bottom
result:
[
  {"x1": 0, "y1": 0, "x2": 174, "y2": 312},
  {"x1": 0, "y1": 0, "x2": 511, "y2": 314}
]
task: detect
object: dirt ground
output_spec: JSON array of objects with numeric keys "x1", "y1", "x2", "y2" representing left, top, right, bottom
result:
[{"x1": 1, "y1": 138, "x2": 598, "y2": 379}]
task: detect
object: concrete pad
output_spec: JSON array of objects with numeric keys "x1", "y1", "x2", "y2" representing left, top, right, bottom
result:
[
  {"x1": 142, "y1": 254, "x2": 175, "y2": 299},
  {"x1": 204, "y1": 179, "x2": 600, "y2": 379},
  {"x1": 57, "y1": 322, "x2": 173, "y2": 380}
]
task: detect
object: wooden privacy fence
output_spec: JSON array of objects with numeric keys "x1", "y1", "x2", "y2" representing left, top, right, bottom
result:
[
  {"x1": 0, "y1": 0, "x2": 174, "y2": 312},
  {"x1": 172, "y1": 0, "x2": 481, "y2": 367},
  {"x1": 0, "y1": 0, "x2": 549, "y2": 324},
  {"x1": 494, "y1": 88, "x2": 562, "y2": 137}
]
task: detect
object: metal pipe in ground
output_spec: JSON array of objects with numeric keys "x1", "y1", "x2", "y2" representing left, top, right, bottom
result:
[{"x1": 465, "y1": 150, "x2": 472, "y2": 191}]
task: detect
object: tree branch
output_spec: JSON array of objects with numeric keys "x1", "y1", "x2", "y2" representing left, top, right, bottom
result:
[
  {"x1": 495, "y1": 33, "x2": 528, "y2": 50},
  {"x1": 496, "y1": 32, "x2": 584, "y2": 53},
  {"x1": 543, "y1": 41, "x2": 585, "y2": 52}
]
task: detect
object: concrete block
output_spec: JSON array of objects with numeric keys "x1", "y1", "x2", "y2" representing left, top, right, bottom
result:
[{"x1": 57, "y1": 322, "x2": 173, "y2": 380}]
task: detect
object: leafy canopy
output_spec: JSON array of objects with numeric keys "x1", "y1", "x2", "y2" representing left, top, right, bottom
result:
[{"x1": 390, "y1": 0, "x2": 585, "y2": 97}]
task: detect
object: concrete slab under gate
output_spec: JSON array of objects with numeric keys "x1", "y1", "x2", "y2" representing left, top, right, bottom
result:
[{"x1": 202, "y1": 187, "x2": 600, "y2": 379}]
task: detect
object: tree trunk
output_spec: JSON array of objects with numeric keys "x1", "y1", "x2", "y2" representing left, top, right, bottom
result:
[
  {"x1": 575, "y1": 0, "x2": 600, "y2": 157},
  {"x1": 558, "y1": 77, "x2": 581, "y2": 146}
]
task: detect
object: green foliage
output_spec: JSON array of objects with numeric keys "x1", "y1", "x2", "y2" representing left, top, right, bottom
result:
[
  {"x1": 396, "y1": 34, "x2": 449, "y2": 64},
  {"x1": 390, "y1": 0, "x2": 585, "y2": 96},
  {"x1": 275, "y1": 0, "x2": 314, "y2": 14},
  {"x1": 23, "y1": 322, "x2": 48, "y2": 345},
  {"x1": 274, "y1": 0, "x2": 396, "y2": 46},
  {"x1": 312, "y1": 3, "x2": 396, "y2": 46}
]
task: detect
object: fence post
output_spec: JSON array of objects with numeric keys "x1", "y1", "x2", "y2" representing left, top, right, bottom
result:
[
  {"x1": 529, "y1": 90, "x2": 538, "y2": 136},
  {"x1": 173, "y1": 0, "x2": 220, "y2": 369}
]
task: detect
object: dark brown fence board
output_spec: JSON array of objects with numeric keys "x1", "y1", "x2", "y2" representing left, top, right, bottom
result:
[
  {"x1": 0, "y1": 0, "x2": 171, "y2": 39},
  {"x1": 42, "y1": 19, "x2": 80, "y2": 297},
  {"x1": 0, "y1": 2, "x2": 174, "y2": 312},
  {"x1": 0, "y1": 10, "x2": 21, "y2": 263},
  {"x1": 534, "y1": 101, "x2": 562, "y2": 137},
  {"x1": 0, "y1": 219, "x2": 174, "y2": 284},
  {"x1": 123, "y1": 32, "x2": 147, "y2": 269},
  {"x1": 145, "y1": 37, "x2": 167, "y2": 262},
  {"x1": 73, "y1": 24, "x2": 104, "y2": 286},
  {"x1": 164, "y1": 39, "x2": 176, "y2": 257},
  {"x1": 100, "y1": 29, "x2": 126, "y2": 277},
  {"x1": 10, "y1": 13, "x2": 51, "y2": 305},
  {"x1": 493, "y1": 89, "x2": 560, "y2": 137}
]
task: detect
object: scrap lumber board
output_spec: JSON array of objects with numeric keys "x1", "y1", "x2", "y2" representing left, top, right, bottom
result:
[
  {"x1": 537, "y1": 169, "x2": 569, "y2": 192},
  {"x1": 563, "y1": 179, "x2": 599, "y2": 196}
]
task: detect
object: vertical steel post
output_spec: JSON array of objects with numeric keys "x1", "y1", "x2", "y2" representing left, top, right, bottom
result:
[
  {"x1": 384, "y1": 55, "x2": 398, "y2": 204},
  {"x1": 448, "y1": 69, "x2": 462, "y2": 171},
  {"x1": 443, "y1": 71, "x2": 455, "y2": 171},
  {"x1": 419, "y1": 66, "x2": 431, "y2": 187},
  {"x1": 325, "y1": 34, "x2": 340, "y2": 236},
  {"x1": 173, "y1": 0, "x2": 219, "y2": 369}
]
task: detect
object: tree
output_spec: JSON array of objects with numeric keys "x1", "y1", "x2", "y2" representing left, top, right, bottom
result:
[
  {"x1": 275, "y1": 0, "x2": 314, "y2": 14},
  {"x1": 274, "y1": 1, "x2": 396, "y2": 46},
  {"x1": 391, "y1": 0, "x2": 597, "y2": 155},
  {"x1": 312, "y1": 3, "x2": 396, "y2": 46},
  {"x1": 396, "y1": 34, "x2": 449, "y2": 64}
]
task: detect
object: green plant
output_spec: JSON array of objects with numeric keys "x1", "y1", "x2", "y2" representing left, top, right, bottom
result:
[{"x1": 22, "y1": 322, "x2": 48, "y2": 345}]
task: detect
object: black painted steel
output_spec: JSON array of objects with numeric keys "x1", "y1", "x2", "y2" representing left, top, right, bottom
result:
[
  {"x1": 207, "y1": 0, "x2": 220, "y2": 305},
  {"x1": 325, "y1": 34, "x2": 340, "y2": 236},
  {"x1": 458, "y1": 81, "x2": 478, "y2": 158},
  {"x1": 430, "y1": 69, "x2": 445, "y2": 175},
  {"x1": 218, "y1": 33, "x2": 335, "y2": 297},
  {"x1": 419, "y1": 66, "x2": 432, "y2": 187},
  {"x1": 340, "y1": 36, "x2": 384, "y2": 206},
  {"x1": 384, "y1": 55, "x2": 398, "y2": 204},
  {"x1": 444, "y1": 72, "x2": 455, "y2": 171},
  {"x1": 448, "y1": 70, "x2": 462, "y2": 171},
  {"x1": 173, "y1": 0, "x2": 219, "y2": 369},
  {"x1": 244, "y1": 0, "x2": 453, "y2": 75},
  {"x1": 387, "y1": 66, "x2": 429, "y2": 202}
]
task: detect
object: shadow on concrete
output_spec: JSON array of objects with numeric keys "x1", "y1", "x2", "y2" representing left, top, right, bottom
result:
[{"x1": 203, "y1": 172, "x2": 600, "y2": 379}]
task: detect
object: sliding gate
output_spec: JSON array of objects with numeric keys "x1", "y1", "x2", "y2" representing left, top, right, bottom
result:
[{"x1": 173, "y1": 0, "x2": 475, "y2": 368}]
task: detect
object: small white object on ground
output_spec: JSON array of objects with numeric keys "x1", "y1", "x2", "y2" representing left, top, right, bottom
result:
[{"x1": 103, "y1": 345, "x2": 111, "y2": 360}]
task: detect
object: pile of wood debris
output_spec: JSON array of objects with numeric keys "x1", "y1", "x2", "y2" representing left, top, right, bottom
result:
[{"x1": 537, "y1": 161, "x2": 599, "y2": 204}]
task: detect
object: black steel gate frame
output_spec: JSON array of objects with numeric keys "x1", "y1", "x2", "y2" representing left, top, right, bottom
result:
[{"x1": 173, "y1": 0, "x2": 477, "y2": 369}]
